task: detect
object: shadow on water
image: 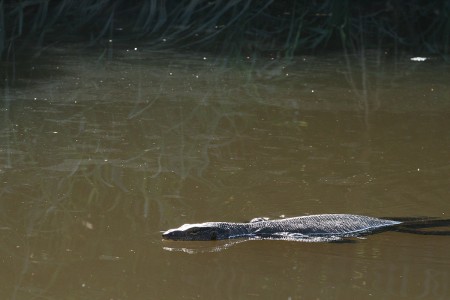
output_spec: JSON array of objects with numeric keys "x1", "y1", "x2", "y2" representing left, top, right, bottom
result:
[{"x1": 0, "y1": 46, "x2": 450, "y2": 298}]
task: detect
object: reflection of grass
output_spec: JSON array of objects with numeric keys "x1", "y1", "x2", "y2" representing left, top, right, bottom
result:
[
  {"x1": 1, "y1": 1, "x2": 449, "y2": 61},
  {"x1": 0, "y1": 57, "x2": 291, "y2": 236}
]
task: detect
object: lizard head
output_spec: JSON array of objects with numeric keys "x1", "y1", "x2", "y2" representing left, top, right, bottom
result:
[{"x1": 162, "y1": 222, "x2": 229, "y2": 241}]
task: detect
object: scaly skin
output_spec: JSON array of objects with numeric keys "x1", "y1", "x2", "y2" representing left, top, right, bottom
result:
[{"x1": 162, "y1": 214, "x2": 402, "y2": 241}]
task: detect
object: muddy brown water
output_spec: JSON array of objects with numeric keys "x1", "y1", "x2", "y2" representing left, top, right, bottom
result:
[{"x1": 1, "y1": 47, "x2": 449, "y2": 299}]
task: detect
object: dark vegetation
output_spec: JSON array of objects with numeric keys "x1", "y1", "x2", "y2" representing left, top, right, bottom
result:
[{"x1": 1, "y1": 0, "x2": 449, "y2": 60}]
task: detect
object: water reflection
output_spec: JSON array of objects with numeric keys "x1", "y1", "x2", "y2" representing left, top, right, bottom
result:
[
  {"x1": 162, "y1": 239, "x2": 248, "y2": 254},
  {"x1": 0, "y1": 48, "x2": 449, "y2": 299}
]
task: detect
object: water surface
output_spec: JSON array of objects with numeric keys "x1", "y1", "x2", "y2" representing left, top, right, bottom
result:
[{"x1": 1, "y1": 47, "x2": 449, "y2": 299}]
